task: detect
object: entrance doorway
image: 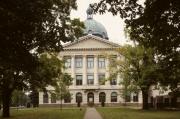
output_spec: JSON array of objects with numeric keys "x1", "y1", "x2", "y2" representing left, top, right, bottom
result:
[{"x1": 87, "y1": 92, "x2": 94, "y2": 106}]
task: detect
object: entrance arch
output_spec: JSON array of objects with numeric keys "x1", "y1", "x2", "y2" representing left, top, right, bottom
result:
[
  {"x1": 99, "y1": 92, "x2": 106, "y2": 102},
  {"x1": 87, "y1": 92, "x2": 94, "y2": 103}
]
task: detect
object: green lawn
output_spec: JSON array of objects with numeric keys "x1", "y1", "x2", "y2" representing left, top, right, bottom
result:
[
  {"x1": 0, "y1": 108, "x2": 85, "y2": 119},
  {"x1": 97, "y1": 108, "x2": 180, "y2": 119}
]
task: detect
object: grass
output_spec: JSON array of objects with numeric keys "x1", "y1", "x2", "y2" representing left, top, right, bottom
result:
[
  {"x1": 0, "y1": 108, "x2": 85, "y2": 119},
  {"x1": 97, "y1": 107, "x2": 180, "y2": 119}
]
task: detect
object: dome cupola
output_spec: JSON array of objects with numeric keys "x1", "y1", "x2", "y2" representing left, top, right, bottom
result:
[{"x1": 83, "y1": 5, "x2": 109, "y2": 40}]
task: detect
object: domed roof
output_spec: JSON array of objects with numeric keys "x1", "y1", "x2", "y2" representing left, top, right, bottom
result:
[{"x1": 83, "y1": 5, "x2": 109, "y2": 40}]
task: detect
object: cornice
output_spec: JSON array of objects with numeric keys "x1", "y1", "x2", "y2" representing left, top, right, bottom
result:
[
  {"x1": 63, "y1": 35, "x2": 121, "y2": 48},
  {"x1": 63, "y1": 47, "x2": 118, "y2": 51}
]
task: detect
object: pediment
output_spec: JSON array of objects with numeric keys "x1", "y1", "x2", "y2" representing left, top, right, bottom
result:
[{"x1": 63, "y1": 35, "x2": 119, "y2": 50}]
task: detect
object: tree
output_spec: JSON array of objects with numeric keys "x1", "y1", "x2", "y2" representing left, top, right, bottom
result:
[
  {"x1": 29, "y1": 90, "x2": 39, "y2": 108},
  {"x1": 108, "y1": 45, "x2": 158, "y2": 109},
  {"x1": 158, "y1": 51, "x2": 180, "y2": 107},
  {"x1": 54, "y1": 73, "x2": 72, "y2": 109},
  {"x1": 11, "y1": 90, "x2": 28, "y2": 107},
  {"x1": 0, "y1": 0, "x2": 84, "y2": 117},
  {"x1": 31, "y1": 53, "x2": 72, "y2": 109}
]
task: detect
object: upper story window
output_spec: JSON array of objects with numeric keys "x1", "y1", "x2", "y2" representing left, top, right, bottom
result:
[
  {"x1": 98, "y1": 74, "x2": 105, "y2": 85},
  {"x1": 76, "y1": 75, "x2": 82, "y2": 86},
  {"x1": 109, "y1": 55, "x2": 117, "y2": 68},
  {"x1": 109, "y1": 55, "x2": 117, "y2": 63},
  {"x1": 87, "y1": 74, "x2": 94, "y2": 85},
  {"x1": 110, "y1": 78, "x2": 117, "y2": 85},
  {"x1": 87, "y1": 56, "x2": 94, "y2": 68},
  {"x1": 64, "y1": 56, "x2": 71, "y2": 68},
  {"x1": 75, "y1": 56, "x2": 82, "y2": 68},
  {"x1": 98, "y1": 57, "x2": 105, "y2": 68}
]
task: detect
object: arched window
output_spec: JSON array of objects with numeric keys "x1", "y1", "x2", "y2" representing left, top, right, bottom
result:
[
  {"x1": 64, "y1": 93, "x2": 71, "y2": 103},
  {"x1": 43, "y1": 92, "x2": 49, "y2": 103},
  {"x1": 51, "y1": 93, "x2": 56, "y2": 103},
  {"x1": 125, "y1": 92, "x2": 131, "y2": 102},
  {"x1": 76, "y1": 92, "x2": 82, "y2": 103},
  {"x1": 111, "y1": 92, "x2": 117, "y2": 102},
  {"x1": 99, "y1": 92, "x2": 106, "y2": 102},
  {"x1": 133, "y1": 92, "x2": 139, "y2": 102}
]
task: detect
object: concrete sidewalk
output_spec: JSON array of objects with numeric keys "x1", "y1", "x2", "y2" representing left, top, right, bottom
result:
[{"x1": 84, "y1": 108, "x2": 102, "y2": 119}]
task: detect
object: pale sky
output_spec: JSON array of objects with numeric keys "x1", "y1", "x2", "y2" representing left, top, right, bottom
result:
[{"x1": 70, "y1": 0, "x2": 129, "y2": 45}]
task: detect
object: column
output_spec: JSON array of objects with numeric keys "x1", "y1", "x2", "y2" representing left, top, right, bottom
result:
[
  {"x1": 83, "y1": 92, "x2": 87, "y2": 104},
  {"x1": 83, "y1": 55, "x2": 87, "y2": 85},
  {"x1": 139, "y1": 91, "x2": 143, "y2": 103},
  {"x1": 94, "y1": 55, "x2": 98, "y2": 85},
  {"x1": 94, "y1": 92, "x2": 99, "y2": 104},
  {"x1": 130, "y1": 93, "x2": 133, "y2": 103},
  {"x1": 39, "y1": 92, "x2": 43, "y2": 104},
  {"x1": 48, "y1": 92, "x2": 51, "y2": 104},
  {"x1": 105, "y1": 58, "x2": 110, "y2": 85},
  {"x1": 117, "y1": 55, "x2": 121, "y2": 86},
  {"x1": 71, "y1": 55, "x2": 75, "y2": 86}
]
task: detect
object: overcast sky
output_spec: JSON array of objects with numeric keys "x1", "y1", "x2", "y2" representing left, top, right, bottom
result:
[{"x1": 70, "y1": 0, "x2": 129, "y2": 45}]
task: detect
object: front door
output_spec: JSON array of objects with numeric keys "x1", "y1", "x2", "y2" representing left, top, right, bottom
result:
[{"x1": 87, "y1": 92, "x2": 94, "y2": 106}]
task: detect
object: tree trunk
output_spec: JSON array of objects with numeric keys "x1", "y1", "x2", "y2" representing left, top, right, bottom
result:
[
  {"x1": 142, "y1": 90, "x2": 149, "y2": 110},
  {"x1": 2, "y1": 90, "x2": 12, "y2": 117}
]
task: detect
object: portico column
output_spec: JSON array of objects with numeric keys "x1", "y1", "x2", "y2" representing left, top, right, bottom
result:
[
  {"x1": 94, "y1": 55, "x2": 98, "y2": 85},
  {"x1": 71, "y1": 55, "x2": 75, "y2": 86},
  {"x1": 83, "y1": 55, "x2": 87, "y2": 85},
  {"x1": 117, "y1": 55, "x2": 121, "y2": 86},
  {"x1": 105, "y1": 58, "x2": 110, "y2": 85}
]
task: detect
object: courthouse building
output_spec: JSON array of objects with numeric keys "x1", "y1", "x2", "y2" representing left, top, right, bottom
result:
[
  {"x1": 39, "y1": 6, "x2": 175, "y2": 107},
  {"x1": 39, "y1": 6, "x2": 142, "y2": 106}
]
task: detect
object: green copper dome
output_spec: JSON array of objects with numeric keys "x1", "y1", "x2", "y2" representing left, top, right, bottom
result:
[{"x1": 83, "y1": 5, "x2": 109, "y2": 40}]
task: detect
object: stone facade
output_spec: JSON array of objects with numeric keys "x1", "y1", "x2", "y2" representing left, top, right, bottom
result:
[{"x1": 39, "y1": 35, "x2": 143, "y2": 106}]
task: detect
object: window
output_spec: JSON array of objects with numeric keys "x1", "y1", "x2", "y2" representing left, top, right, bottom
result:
[
  {"x1": 76, "y1": 92, "x2": 82, "y2": 103},
  {"x1": 125, "y1": 93, "x2": 131, "y2": 102},
  {"x1": 76, "y1": 75, "x2": 82, "y2": 85},
  {"x1": 87, "y1": 56, "x2": 94, "y2": 68},
  {"x1": 87, "y1": 92, "x2": 94, "y2": 103},
  {"x1": 99, "y1": 92, "x2": 106, "y2": 102},
  {"x1": 75, "y1": 56, "x2": 82, "y2": 68},
  {"x1": 111, "y1": 92, "x2": 117, "y2": 102},
  {"x1": 51, "y1": 93, "x2": 56, "y2": 103},
  {"x1": 98, "y1": 57, "x2": 105, "y2": 68},
  {"x1": 133, "y1": 92, "x2": 138, "y2": 102},
  {"x1": 43, "y1": 92, "x2": 49, "y2": 103},
  {"x1": 88, "y1": 30, "x2": 92, "y2": 34},
  {"x1": 87, "y1": 74, "x2": 94, "y2": 85},
  {"x1": 109, "y1": 55, "x2": 117, "y2": 67},
  {"x1": 110, "y1": 55, "x2": 117, "y2": 62},
  {"x1": 98, "y1": 74, "x2": 105, "y2": 85},
  {"x1": 102, "y1": 32, "x2": 106, "y2": 38},
  {"x1": 64, "y1": 93, "x2": 71, "y2": 103},
  {"x1": 110, "y1": 79, "x2": 117, "y2": 85},
  {"x1": 64, "y1": 56, "x2": 71, "y2": 68}
]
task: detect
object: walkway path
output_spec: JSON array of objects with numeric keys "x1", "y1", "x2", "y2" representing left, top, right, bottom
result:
[{"x1": 84, "y1": 107, "x2": 103, "y2": 119}]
